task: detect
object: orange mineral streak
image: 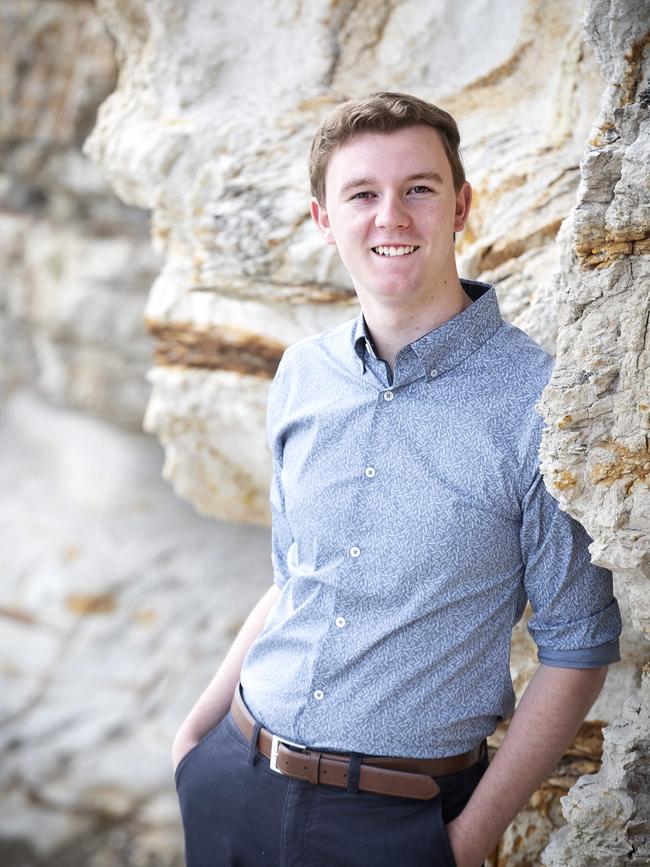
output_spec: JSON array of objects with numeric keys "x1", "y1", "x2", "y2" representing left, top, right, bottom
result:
[
  {"x1": 146, "y1": 320, "x2": 286, "y2": 378},
  {"x1": 65, "y1": 593, "x2": 116, "y2": 615},
  {"x1": 479, "y1": 219, "x2": 563, "y2": 272},
  {"x1": 575, "y1": 232, "x2": 650, "y2": 270},
  {"x1": 619, "y1": 29, "x2": 650, "y2": 108},
  {"x1": 590, "y1": 441, "x2": 650, "y2": 488},
  {"x1": 551, "y1": 469, "x2": 579, "y2": 491}
]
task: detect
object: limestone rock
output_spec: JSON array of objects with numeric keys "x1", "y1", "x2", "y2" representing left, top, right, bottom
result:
[
  {"x1": 0, "y1": 391, "x2": 271, "y2": 865},
  {"x1": 542, "y1": 675, "x2": 650, "y2": 866},
  {"x1": 538, "y1": 0, "x2": 650, "y2": 863},
  {"x1": 0, "y1": 0, "x2": 159, "y2": 426}
]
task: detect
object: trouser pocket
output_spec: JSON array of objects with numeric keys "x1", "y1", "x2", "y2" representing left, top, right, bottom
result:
[{"x1": 432, "y1": 795, "x2": 457, "y2": 867}]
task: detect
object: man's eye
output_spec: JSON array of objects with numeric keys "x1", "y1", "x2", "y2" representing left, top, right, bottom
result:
[
  {"x1": 409, "y1": 185, "x2": 432, "y2": 194},
  {"x1": 351, "y1": 191, "x2": 374, "y2": 200}
]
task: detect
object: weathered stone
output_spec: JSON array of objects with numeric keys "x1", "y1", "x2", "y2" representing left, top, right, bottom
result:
[
  {"x1": 538, "y1": 0, "x2": 650, "y2": 863},
  {"x1": 487, "y1": 720, "x2": 606, "y2": 867},
  {"x1": 0, "y1": 0, "x2": 159, "y2": 426},
  {"x1": 542, "y1": 674, "x2": 650, "y2": 866},
  {"x1": 0, "y1": 391, "x2": 271, "y2": 864},
  {"x1": 3, "y1": 218, "x2": 160, "y2": 425}
]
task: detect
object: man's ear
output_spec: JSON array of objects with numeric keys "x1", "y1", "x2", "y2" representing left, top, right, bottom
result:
[
  {"x1": 453, "y1": 181, "x2": 472, "y2": 233},
  {"x1": 310, "y1": 197, "x2": 336, "y2": 246}
]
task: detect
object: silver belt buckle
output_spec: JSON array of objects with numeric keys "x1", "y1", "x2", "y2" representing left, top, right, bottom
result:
[{"x1": 269, "y1": 733, "x2": 307, "y2": 774}]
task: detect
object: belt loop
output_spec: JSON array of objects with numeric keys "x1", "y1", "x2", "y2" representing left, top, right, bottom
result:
[
  {"x1": 346, "y1": 753, "x2": 363, "y2": 794},
  {"x1": 247, "y1": 721, "x2": 262, "y2": 766}
]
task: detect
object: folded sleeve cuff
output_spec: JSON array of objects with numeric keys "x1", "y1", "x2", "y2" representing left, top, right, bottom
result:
[
  {"x1": 527, "y1": 598, "x2": 622, "y2": 650},
  {"x1": 537, "y1": 640, "x2": 621, "y2": 669}
]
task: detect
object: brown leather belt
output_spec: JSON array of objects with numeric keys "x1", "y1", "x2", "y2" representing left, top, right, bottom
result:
[{"x1": 231, "y1": 687, "x2": 483, "y2": 801}]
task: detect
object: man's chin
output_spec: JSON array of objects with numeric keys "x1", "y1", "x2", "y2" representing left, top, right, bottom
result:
[{"x1": 356, "y1": 281, "x2": 424, "y2": 305}]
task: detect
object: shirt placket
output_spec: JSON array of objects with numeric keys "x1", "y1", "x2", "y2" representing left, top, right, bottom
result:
[{"x1": 302, "y1": 353, "x2": 423, "y2": 733}]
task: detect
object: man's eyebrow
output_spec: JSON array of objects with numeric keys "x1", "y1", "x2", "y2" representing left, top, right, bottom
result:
[
  {"x1": 340, "y1": 177, "x2": 375, "y2": 194},
  {"x1": 340, "y1": 171, "x2": 445, "y2": 194},
  {"x1": 405, "y1": 171, "x2": 444, "y2": 185}
]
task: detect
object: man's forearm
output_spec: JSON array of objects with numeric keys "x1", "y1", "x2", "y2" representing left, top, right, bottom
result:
[
  {"x1": 172, "y1": 583, "x2": 281, "y2": 769},
  {"x1": 447, "y1": 663, "x2": 609, "y2": 867}
]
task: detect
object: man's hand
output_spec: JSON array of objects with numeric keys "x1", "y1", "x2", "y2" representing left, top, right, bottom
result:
[
  {"x1": 172, "y1": 728, "x2": 201, "y2": 772},
  {"x1": 443, "y1": 664, "x2": 608, "y2": 866},
  {"x1": 171, "y1": 584, "x2": 281, "y2": 772},
  {"x1": 445, "y1": 816, "x2": 482, "y2": 867}
]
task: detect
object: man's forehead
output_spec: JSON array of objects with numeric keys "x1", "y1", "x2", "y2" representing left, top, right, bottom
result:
[{"x1": 325, "y1": 125, "x2": 452, "y2": 190}]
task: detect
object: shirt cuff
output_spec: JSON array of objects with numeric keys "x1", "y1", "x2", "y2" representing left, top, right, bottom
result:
[{"x1": 537, "y1": 640, "x2": 621, "y2": 669}]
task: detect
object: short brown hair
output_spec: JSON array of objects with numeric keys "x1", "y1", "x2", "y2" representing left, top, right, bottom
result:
[{"x1": 309, "y1": 91, "x2": 465, "y2": 204}]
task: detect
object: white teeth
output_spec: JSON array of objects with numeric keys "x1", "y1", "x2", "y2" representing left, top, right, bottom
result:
[{"x1": 373, "y1": 245, "x2": 417, "y2": 256}]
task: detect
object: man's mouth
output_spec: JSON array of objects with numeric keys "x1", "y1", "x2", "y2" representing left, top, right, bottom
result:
[{"x1": 371, "y1": 245, "x2": 419, "y2": 257}]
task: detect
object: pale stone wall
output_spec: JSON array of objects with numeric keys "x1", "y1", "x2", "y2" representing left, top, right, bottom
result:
[
  {"x1": 0, "y1": 0, "x2": 160, "y2": 427},
  {"x1": 0, "y1": 391, "x2": 270, "y2": 867},
  {"x1": 539, "y1": 0, "x2": 650, "y2": 863}
]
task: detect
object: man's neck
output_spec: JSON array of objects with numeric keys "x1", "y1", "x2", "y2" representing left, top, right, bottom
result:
[{"x1": 361, "y1": 279, "x2": 473, "y2": 371}]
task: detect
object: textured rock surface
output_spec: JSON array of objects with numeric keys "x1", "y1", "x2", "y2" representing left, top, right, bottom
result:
[
  {"x1": 538, "y1": 0, "x2": 650, "y2": 864},
  {"x1": 542, "y1": 674, "x2": 650, "y2": 866},
  {"x1": 0, "y1": 391, "x2": 271, "y2": 867},
  {"x1": 0, "y1": 0, "x2": 160, "y2": 426}
]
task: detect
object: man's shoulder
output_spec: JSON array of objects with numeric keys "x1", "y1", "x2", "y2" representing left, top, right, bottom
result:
[
  {"x1": 491, "y1": 319, "x2": 555, "y2": 395},
  {"x1": 279, "y1": 315, "x2": 358, "y2": 370},
  {"x1": 484, "y1": 321, "x2": 555, "y2": 475}
]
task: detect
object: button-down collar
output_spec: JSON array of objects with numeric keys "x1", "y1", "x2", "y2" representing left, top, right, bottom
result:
[{"x1": 353, "y1": 279, "x2": 501, "y2": 383}]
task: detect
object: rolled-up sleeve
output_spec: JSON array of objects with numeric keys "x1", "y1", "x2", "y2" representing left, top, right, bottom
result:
[{"x1": 520, "y1": 469, "x2": 622, "y2": 668}]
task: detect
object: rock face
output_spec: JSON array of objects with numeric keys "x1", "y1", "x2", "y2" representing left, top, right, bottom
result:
[
  {"x1": 538, "y1": 0, "x2": 650, "y2": 864},
  {"x1": 0, "y1": 391, "x2": 272, "y2": 867},
  {"x1": 0, "y1": 0, "x2": 160, "y2": 427}
]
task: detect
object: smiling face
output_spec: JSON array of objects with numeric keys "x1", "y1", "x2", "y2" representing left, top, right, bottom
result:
[{"x1": 310, "y1": 124, "x2": 471, "y2": 313}]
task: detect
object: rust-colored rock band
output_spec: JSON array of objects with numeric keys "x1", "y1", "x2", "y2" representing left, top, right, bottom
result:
[{"x1": 146, "y1": 320, "x2": 285, "y2": 378}]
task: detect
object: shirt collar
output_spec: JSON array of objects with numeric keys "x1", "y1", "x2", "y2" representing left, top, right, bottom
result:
[{"x1": 353, "y1": 280, "x2": 501, "y2": 379}]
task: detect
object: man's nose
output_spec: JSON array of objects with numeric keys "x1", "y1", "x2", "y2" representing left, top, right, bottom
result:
[{"x1": 375, "y1": 194, "x2": 410, "y2": 229}]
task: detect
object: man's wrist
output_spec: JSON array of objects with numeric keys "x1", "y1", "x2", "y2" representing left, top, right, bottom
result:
[
  {"x1": 172, "y1": 721, "x2": 212, "y2": 769},
  {"x1": 172, "y1": 734, "x2": 198, "y2": 770},
  {"x1": 446, "y1": 812, "x2": 486, "y2": 867}
]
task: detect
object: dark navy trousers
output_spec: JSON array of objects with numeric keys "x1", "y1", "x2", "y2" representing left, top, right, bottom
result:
[{"x1": 176, "y1": 711, "x2": 488, "y2": 867}]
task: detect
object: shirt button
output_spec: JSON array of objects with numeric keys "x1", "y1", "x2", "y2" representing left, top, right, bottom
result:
[
  {"x1": 350, "y1": 546, "x2": 361, "y2": 558},
  {"x1": 365, "y1": 467, "x2": 376, "y2": 478},
  {"x1": 335, "y1": 616, "x2": 346, "y2": 628},
  {"x1": 383, "y1": 390, "x2": 394, "y2": 401},
  {"x1": 430, "y1": 368, "x2": 438, "y2": 378},
  {"x1": 313, "y1": 689, "x2": 324, "y2": 701}
]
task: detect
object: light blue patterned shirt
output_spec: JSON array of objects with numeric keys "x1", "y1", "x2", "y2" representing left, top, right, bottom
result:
[{"x1": 240, "y1": 280, "x2": 621, "y2": 758}]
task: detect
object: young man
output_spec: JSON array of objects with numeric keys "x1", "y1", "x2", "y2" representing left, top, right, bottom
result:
[{"x1": 173, "y1": 92, "x2": 622, "y2": 867}]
